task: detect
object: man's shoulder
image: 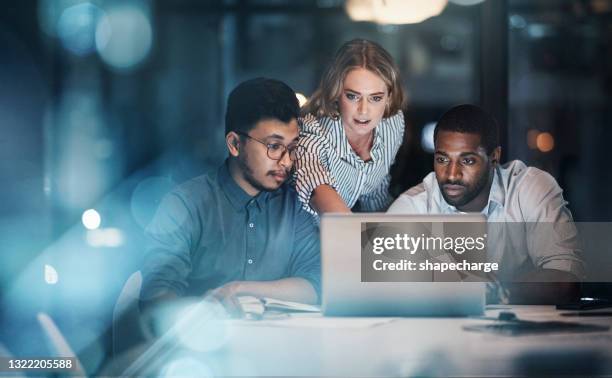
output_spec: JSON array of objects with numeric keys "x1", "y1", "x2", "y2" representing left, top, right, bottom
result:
[
  {"x1": 502, "y1": 160, "x2": 561, "y2": 197},
  {"x1": 500, "y1": 160, "x2": 566, "y2": 221},
  {"x1": 166, "y1": 169, "x2": 220, "y2": 204},
  {"x1": 274, "y1": 183, "x2": 311, "y2": 212}
]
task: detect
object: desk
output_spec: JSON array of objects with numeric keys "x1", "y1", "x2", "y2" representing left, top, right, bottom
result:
[{"x1": 116, "y1": 306, "x2": 612, "y2": 377}]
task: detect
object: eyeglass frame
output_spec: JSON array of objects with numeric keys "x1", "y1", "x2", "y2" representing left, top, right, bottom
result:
[{"x1": 235, "y1": 131, "x2": 304, "y2": 161}]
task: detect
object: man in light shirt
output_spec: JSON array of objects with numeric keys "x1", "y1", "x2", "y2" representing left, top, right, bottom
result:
[{"x1": 388, "y1": 104, "x2": 584, "y2": 303}]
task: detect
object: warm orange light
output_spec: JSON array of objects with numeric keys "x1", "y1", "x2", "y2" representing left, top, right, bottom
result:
[
  {"x1": 526, "y1": 129, "x2": 539, "y2": 150},
  {"x1": 536, "y1": 132, "x2": 555, "y2": 152}
]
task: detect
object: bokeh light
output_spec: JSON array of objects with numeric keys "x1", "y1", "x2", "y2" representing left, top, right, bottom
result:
[
  {"x1": 296, "y1": 93, "x2": 308, "y2": 107},
  {"x1": 449, "y1": 0, "x2": 485, "y2": 6},
  {"x1": 86, "y1": 228, "x2": 124, "y2": 248},
  {"x1": 526, "y1": 129, "x2": 540, "y2": 150},
  {"x1": 346, "y1": 0, "x2": 448, "y2": 25},
  {"x1": 161, "y1": 357, "x2": 214, "y2": 378},
  {"x1": 175, "y1": 299, "x2": 231, "y2": 353},
  {"x1": 421, "y1": 122, "x2": 437, "y2": 153},
  {"x1": 95, "y1": 4, "x2": 153, "y2": 71},
  {"x1": 44, "y1": 264, "x2": 59, "y2": 285},
  {"x1": 82, "y1": 208, "x2": 101, "y2": 230},
  {"x1": 148, "y1": 298, "x2": 231, "y2": 353},
  {"x1": 536, "y1": 132, "x2": 555, "y2": 152},
  {"x1": 130, "y1": 176, "x2": 175, "y2": 229},
  {"x1": 57, "y1": 2, "x2": 107, "y2": 56}
]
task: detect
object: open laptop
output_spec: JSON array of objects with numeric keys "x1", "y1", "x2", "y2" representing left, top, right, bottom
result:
[{"x1": 320, "y1": 213, "x2": 486, "y2": 317}]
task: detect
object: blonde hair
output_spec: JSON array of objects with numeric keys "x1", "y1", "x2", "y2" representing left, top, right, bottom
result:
[{"x1": 303, "y1": 39, "x2": 406, "y2": 119}]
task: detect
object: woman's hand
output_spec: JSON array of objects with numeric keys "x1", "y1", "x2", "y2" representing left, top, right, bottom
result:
[{"x1": 310, "y1": 185, "x2": 351, "y2": 214}]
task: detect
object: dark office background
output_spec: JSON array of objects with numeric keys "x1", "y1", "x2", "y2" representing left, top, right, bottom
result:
[{"x1": 1, "y1": 0, "x2": 612, "y2": 373}]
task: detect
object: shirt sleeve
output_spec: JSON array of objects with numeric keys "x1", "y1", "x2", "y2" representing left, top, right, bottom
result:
[
  {"x1": 521, "y1": 170, "x2": 585, "y2": 279},
  {"x1": 358, "y1": 174, "x2": 393, "y2": 212},
  {"x1": 294, "y1": 114, "x2": 338, "y2": 215},
  {"x1": 287, "y1": 206, "x2": 321, "y2": 301},
  {"x1": 140, "y1": 191, "x2": 200, "y2": 300}
]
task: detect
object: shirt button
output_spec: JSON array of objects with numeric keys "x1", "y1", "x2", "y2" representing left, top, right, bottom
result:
[
  {"x1": 248, "y1": 259, "x2": 254, "y2": 264},
  {"x1": 249, "y1": 223, "x2": 254, "y2": 228}
]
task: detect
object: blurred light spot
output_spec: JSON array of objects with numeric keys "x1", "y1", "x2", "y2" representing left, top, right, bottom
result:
[
  {"x1": 175, "y1": 300, "x2": 231, "y2": 352},
  {"x1": 421, "y1": 122, "x2": 437, "y2": 153},
  {"x1": 591, "y1": 0, "x2": 612, "y2": 13},
  {"x1": 528, "y1": 24, "x2": 554, "y2": 39},
  {"x1": 86, "y1": 228, "x2": 124, "y2": 248},
  {"x1": 345, "y1": 0, "x2": 375, "y2": 21},
  {"x1": 536, "y1": 132, "x2": 555, "y2": 152},
  {"x1": 345, "y1": 0, "x2": 448, "y2": 25},
  {"x1": 509, "y1": 14, "x2": 527, "y2": 29},
  {"x1": 57, "y1": 2, "x2": 107, "y2": 56},
  {"x1": 526, "y1": 129, "x2": 539, "y2": 150},
  {"x1": 82, "y1": 209, "x2": 101, "y2": 230},
  {"x1": 161, "y1": 357, "x2": 214, "y2": 378},
  {"x1": 449, "y1": 0, "x2": 484, "y2": 5},
  {"x1": 130, "y1": 177, "x2": 175, "y2": 229},
  {"x1": 295, "y1": 93, "x2": 308, "y2": 107},
  {"x1": 45, "y1": 264, "x2": 59, "y2": 285},
  {"x1": 96, "y1": 4, "x2": 153, "y2": 71}
]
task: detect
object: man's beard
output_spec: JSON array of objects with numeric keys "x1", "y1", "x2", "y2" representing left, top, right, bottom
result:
[
  {"x1": 439, "y1": 167, "x2": 492, "y2": 208},
  {"x1": 237, "y1": 151, "x2": 287, "y2": 193}
]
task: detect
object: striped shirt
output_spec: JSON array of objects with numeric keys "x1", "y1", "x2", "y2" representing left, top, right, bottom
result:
[{"x1": 294, "y1": 111, "x2": 405, "y2": 216}]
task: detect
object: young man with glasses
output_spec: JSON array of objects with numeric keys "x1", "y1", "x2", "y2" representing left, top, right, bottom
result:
[{"x1": 141, "y1": 78, "x2": 319, "y2": 315}]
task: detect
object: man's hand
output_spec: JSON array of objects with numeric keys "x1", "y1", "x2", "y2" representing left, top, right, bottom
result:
[
  {"x1": 206, "y1": 281, "x2": 246, "y2": 317},
  {"x1": 206, "y1": 277, "x2": 317, "y2": 317}
]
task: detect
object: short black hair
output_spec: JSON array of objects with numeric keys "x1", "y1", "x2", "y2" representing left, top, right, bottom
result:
[
  {"x1": 225, "y1": 78, "x2": 299, "y2": 135},
  {"x1": 434, "y1": 104, "x2": 500, "y2": 154}
]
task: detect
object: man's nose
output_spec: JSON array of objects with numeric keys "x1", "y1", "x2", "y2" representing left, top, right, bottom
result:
[
  {"x1": 447, "y1": 161, "x2": 462, "y2": 182},
  {"x1": 278, "y1": 148, "x2": 292, "y2": 169}
]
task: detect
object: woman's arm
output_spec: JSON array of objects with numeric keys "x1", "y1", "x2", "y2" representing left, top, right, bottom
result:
[{"x1": 310, "y1": 184, "x2": 351, "y2": 214}]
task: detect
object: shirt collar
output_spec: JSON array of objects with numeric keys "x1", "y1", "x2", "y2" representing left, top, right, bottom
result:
[
  {"x1": 218, "y1": 160, "x2": 270, "y2": 212},
  {"x1": 327, "y1": 116, "x2": 383, "y2": 162},
  {"x1": 327, "y1": 117, "x2": 352, "y2": 159},
  {"x1": 487, "y1": 166, "x2": 506, "y2": 212}
]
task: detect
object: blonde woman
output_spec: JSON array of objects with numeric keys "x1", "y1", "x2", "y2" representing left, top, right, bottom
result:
[{"x1": 295, "y1": 39, "x2": 407, "y2": 215}]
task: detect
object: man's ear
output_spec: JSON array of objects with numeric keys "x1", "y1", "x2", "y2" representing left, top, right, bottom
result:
[
  {"x1": 226, "y1": 132, "x2": 240, "y2": 157},
  {"x1": 490, "y1": 146, "x2": 502, "y2": 166}
]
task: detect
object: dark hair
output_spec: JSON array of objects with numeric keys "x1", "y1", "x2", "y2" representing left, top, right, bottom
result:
[
  {"x1": 434, "y1": 104, "x2": 500, "y2": 154},
  {"x1": 225, "y1": 77, "x2": 299, "y2": 135},
  {"x1": 302, "y1": 39, "x2": 406, "y2": 118}
]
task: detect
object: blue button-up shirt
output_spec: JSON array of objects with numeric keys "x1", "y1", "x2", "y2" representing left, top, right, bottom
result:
[{"x1": 141, "y1": 160, "x2": 321, "y2": 300}]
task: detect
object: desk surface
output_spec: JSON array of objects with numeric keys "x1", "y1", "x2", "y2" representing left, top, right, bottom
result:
[{"x1": 120, "y1": 306, "x2": 612, "y2": 377}]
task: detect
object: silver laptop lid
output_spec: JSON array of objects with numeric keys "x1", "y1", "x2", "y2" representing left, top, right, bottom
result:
[{"x1": 320, "y1": 213, "x2": 486, "y2": 317}]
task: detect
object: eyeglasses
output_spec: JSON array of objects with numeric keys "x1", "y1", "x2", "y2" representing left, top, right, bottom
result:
[{"x1": 236, "y1": 132, "x2": 304, "y2": 161}]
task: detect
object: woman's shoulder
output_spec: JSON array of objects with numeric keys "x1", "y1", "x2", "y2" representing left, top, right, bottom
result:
[
  {"x1": 299, "y1": 113, "x2": 338, "y2": 136},
  {"x1": 381, "y1": 110, "x2": 405, "y2": 128},
  {"x1": 376, "y1": 110, "x2": 405, "y2": 139}
]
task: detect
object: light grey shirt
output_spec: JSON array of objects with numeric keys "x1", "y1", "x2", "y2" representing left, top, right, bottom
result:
[{"x1": 388, "y1": 160, "x2": 584, "y2": 280}]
